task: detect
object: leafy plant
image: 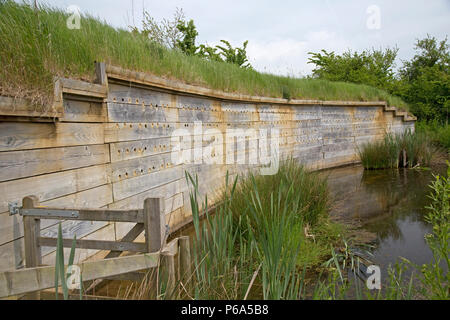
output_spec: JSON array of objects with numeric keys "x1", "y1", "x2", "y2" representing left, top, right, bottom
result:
[
  {"x1": 420, "y1": 163, "x2": 449, "y2": 299},
  {"x1": 54, "y1": 223, "x2": 82, "y2": 300}
]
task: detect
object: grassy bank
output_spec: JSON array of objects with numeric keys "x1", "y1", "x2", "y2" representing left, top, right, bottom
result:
[
  {"x1": 358, "y1": 131, "x2": 436, "y2": 170},
  {"x1": 416, "y1": 121, "x2": 450, "y2": 151},
  {"x1": 0, "y1": 1, "x2": 408, "y2": 109}
]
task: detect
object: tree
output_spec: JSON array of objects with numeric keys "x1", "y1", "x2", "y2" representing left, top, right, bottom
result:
[
  {"x1": 176, "y1": 19, "x2": 199, "y2": 56},
  {"x1": 134, "y1": 9, "x2": 252, "y2": 69},
  {"x1": 397, "y1": 35, "x2": 449, "y2": 123},
  {"x1": 307, "y1": 48, "x2": 398, "y2": 91},
  {"x1": 215, "y1": 40, "x2": 251, "y2": 69}
]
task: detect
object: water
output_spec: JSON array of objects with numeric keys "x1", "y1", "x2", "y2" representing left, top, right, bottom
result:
[{"x1": 323, "y1": 164, "x2": 447, "y2": 281}]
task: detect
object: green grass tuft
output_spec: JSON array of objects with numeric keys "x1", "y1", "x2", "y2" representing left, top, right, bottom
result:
[{"x1": 358, "y1": 130, "x2": 435, "y2": 169}]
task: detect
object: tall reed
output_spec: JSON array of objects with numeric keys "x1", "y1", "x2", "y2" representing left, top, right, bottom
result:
[
  {"x1": 182, "y1": 161, "x2": 331, "y2": 299},
  {"x1": 358, "y1": 130, "x2": 435, "y2": 170}
]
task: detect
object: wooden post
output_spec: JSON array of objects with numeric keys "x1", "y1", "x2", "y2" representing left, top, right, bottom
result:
[
  {"x1": 178, "y1": 236, "x2": 191, "y2": 284},
  {"x1": 94, "y1": 62, "x2": 108, "y2": 86},
  {"x1": 143, "y1": 198, "x2": 166, "y2": 253},
  {"x1": 160, "y1": 252, "x2": 175, "y2": 299},
  {"x1": 403, "y1": 149, "x2": 407, "y2": 168},
  {"x1": 22, "y1": 195, "x2": 41, "y2": 300}
]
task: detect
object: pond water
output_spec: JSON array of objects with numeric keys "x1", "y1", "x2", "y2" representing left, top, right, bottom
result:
[{"x1": 323, "y1": 164, "x2": 447, "y2": 282}]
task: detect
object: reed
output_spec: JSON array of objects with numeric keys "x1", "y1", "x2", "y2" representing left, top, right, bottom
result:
[
  {"x1": 179, "y1": 161, "x2": 342, "y2": 299},
  {"x1": 358, "y1": 130, "x2": 435, "y2": 170}
]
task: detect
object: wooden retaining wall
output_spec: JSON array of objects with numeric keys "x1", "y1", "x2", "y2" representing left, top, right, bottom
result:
[{"x1": 0, "y1": 63, "x2": 416, "y2": 272}]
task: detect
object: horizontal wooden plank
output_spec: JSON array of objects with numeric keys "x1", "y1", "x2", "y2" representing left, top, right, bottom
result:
[
  {"x1": 108, "y1": 179, "x2": 183, "y2": 211},
  {"x1": 110, "y1": 152, "x2": 172, "y2": 183},
  {"x1": 0, "y1": 144, "x2": 110, "y2": 182},
  {"x1": 112, "y1": 166, "x2": 183, "y2": 201},
  {"x1": 21, "y1": 208, "x2": 143, "y2": 223},
  {"x1": 62, "y1": 97, "x2": 107, "y2": 123},
  {"x1": 0, "y1": 96, "x2": 62, "y2": 118},
  {"x1": 0, "y1": 122, "x2": 104, "y2": 152},
  {"x1": 107, "y1": 102, "x2": 178, "y2": 123},
  {"x1": 60, "y1": 78, "x2": 107, "y2": 98},
  {"x1": 104, "y1": 122, "x2": 175, "y2": 143},
  {"x1": 109, "y1": 137, "x2": 172, "y2": 163},
  {"x1": 0, "y1": 251, "x2": 159, "y2": 297},
  {"x1": 38, "y1": 237, "x2": 146, "y2": 252},
  {"x1": 0, "y1": 164, "x2": 109, "y2": 214}
]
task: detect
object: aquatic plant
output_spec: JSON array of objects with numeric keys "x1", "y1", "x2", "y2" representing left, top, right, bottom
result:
[
  {"x1": 419, "y1": 163, "x2": 449, "y2": 299},
  {"x1": 358, "y1": 130, "x2": 435, "y2": 170}
]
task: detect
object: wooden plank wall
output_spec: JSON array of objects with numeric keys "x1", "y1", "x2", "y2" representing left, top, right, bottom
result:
[{"x1": 0, "y1": 77, "x2": 415, "y2": 272}]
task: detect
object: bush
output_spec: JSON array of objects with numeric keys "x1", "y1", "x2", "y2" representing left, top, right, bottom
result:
[{"x1": 416, "y1": 121, "x2": 450, "y2": 151}]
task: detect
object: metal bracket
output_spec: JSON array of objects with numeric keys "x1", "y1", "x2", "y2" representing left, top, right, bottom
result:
[
  {"x1": 8, "y1": 201, "x2": 20, "y2": 216},
  {"x1": 21, "y1": 209, "x2": 79, "y2": 218},
  {"x1": 165, "y1": 224, "x2": 170, "y2": 236},
  {"x1": 8, "y1": 203, "x2": 79, "y2": 218}
]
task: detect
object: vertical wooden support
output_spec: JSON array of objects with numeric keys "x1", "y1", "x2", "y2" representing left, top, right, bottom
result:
[
  {"x1": 403, "y1": 149, "x2": 407, "y2": 168},
  {"x1": 160, "y1": 252, "x2": 175, "y2": 298},
  {"x1": 143, "y1": 198, "x2": 166, "y2": 253},
  {"x1": 94, "y1": 62, "x2": 108, "y2": 86},
  {"x1": 22, "y1": 196, "x2": 41, "y2": 300},
  {"x1": 178, "y1": 236, "x2": 191, "y2": 284}
]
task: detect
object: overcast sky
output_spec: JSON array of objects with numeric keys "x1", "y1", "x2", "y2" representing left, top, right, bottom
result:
[{"x1": 34, "y1": 0, "x2": 450, "y2": 76}]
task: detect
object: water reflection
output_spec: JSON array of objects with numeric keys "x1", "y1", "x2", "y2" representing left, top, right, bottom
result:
[{"x1": 323, "y1": 165, "x2": 446, "y2": 272}]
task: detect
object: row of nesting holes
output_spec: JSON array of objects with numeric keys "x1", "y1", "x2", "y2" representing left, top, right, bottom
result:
[
  {"x1": 117, "y1": 144, "x2": 168, "y2": 155},
  {"x1": 112, "y1": 97, "x2": 215, "y2": 111},
  {"x1": 111, "y1": 97, "x2": 299, "y2": 114},
  {"x1": 117, "y1": 162, "x2": 173, "y2": 180},
  {"x1": 115, "y1": 123, "x2": 172, "y2": 129},
  {"x1": 114, "y1": 123, "x2": 221, "y2": 129}
]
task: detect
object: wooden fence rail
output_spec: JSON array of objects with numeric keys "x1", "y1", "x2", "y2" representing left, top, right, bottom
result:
[{"x1": 0, "y1": 196, "x2": 191, "y2": 299}]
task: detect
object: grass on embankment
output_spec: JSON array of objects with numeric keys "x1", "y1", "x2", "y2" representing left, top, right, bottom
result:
[{"x1": 0, "y1": 1, "x2": 408, "y2": 109}]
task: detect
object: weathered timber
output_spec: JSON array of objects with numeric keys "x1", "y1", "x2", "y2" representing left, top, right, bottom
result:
[
  {"x1": 0, "y1": 144, "x2": 110, "y2": 182},
  {"x1": 38, "y1": 237, "x2": 146, "y2": 252},
  {"x1": 0, "y1": 122, "x2": 104, "y2": 152},
  {"x1": 144, "y1": 198, "x2": 166, "y2": 253},
  {"x1": 0, "y1": 252, "x2": 159, "y2": 298},
  {"x1": 19, "y1": 208, "x2": 143, "y2": 223}
]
